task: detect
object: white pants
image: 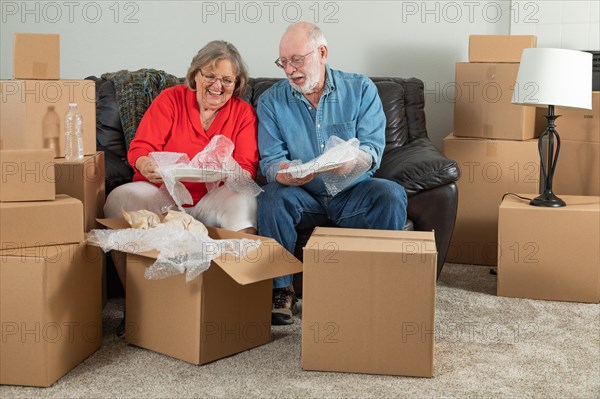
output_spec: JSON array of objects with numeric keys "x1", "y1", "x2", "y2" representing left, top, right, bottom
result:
[{"x1": 104, "y1": 181, "x2": 257, "y2": 231}]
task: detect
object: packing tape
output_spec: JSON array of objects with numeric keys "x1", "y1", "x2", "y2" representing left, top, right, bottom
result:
[
  {"x1": 483, "y1": 124, "x2": 495, "y2": 138},
  {"x1": 486, "y1": 64, "x2": 497, "y2": 81},
  {"x1": 32, "y1": 62, "x2": 47, "y2": 78},
  {"x1": 310, "y1": 232, "x2": 436, "y2": 243},
  {"x1": 486, "y1": 140, "x2": 498, "y2": 157}
]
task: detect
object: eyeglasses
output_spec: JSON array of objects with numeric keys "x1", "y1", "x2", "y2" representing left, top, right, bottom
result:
[
  {"x1": 199, "y1": 69, "x2": 237, "y2": 88},
  {"x1": 274, "y1": 49, "x2": 316, "y2": 69}
]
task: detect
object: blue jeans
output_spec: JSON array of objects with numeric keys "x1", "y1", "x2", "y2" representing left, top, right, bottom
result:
[{"x1": 257, "y1": 178, "x2": 408, "y2": 288}]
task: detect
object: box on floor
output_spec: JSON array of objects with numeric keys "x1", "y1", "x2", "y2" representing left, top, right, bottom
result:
[
  {"x1": 497, "y1": 195, "x2": 600, "y2": 303},
  {"x1": 54, "y1": 152, "x2": 105, "y2": 232},
  {"x1": 302, "y1": 227, "x2": 437, "y2": 377},
  {"x1": 96, "y1": 218, "x2": 303, "y2": 365},
  {"x1": 0, "y1": 242, "x2": 103, "y2": 387},
  {"x1": 453, "y1": 62, "x2": 537, "y2": 141},
  {"x1": 0, "y1": 148, "x2": 56, "y2": 202},
  {"x1": 443, "y1": 133, "x2": 539, "y2": 265},
  {"x1": 0, "y1": 80, "x2": 96, "y2": 157}
]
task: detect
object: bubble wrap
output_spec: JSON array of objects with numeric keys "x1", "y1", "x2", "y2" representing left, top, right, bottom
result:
[
  {"x1": 150, "y1": 135, "x2": 262, "y2": 211},
  {"x1": 319, "y1": 136, "x2": 372, "y2": 196},
  {"x1": 283, "y1": 136, "x2": 372, "y2": 196},
  {"x1": 87, "y1": 224, "x2": 261, "y2": 282}
]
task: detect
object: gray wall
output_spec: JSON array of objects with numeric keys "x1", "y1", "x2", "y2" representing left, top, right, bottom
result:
[{"x1": 5, "y1": 1, "x2": 593, "y2": 149}]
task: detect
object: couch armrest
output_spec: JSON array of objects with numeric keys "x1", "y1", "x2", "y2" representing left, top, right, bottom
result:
[{"x1": 375, "y1": 137, "x2": 460, "y2": 194}]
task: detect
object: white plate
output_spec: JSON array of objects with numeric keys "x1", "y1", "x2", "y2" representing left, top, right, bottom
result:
[
  {"x1": 278, "y1": 157, "x2": 354, "y2": 179},
  {"x1": 172, "y1": 168, "x2": 232, "y2": 183}
]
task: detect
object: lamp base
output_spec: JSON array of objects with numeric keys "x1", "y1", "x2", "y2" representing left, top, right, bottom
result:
[{"x1": 530, "y1": 191, "x2": 566, "y2": 207}]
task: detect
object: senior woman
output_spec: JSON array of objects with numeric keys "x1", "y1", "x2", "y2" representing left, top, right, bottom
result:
[{"x1": 103, "y1": 40, "x2": 258, "y2": 337}]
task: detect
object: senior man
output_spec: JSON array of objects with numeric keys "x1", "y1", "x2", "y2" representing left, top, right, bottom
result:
[{"x1": 257, "y1": 22, "x2": 408, "y2": 325}]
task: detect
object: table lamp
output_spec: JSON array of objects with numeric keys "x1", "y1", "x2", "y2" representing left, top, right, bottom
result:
[{"x1": 512, "y1": 48, "x2": 592, "y2": 207}]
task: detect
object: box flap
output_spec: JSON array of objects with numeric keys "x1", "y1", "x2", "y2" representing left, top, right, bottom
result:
[
  {"x1": 97, "y1": 217, "x2": 130, "y2": 230},
  {"x1": 95, "y1": 218, "x2": 302, "y2": 285},
  {"x1": 307, "y1": 227, "x2": 436, "y2": 255},
  {"x1": 311, "y1": 226, "x2": 435, "y2": 241}
]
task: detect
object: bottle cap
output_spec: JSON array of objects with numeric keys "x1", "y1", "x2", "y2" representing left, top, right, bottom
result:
[{"x1": 68, "y1": 103, "x2": 77, "y2": 107}]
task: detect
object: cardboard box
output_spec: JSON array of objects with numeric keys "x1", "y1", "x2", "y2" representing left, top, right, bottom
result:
[
  {"x1": 96, "y1": 218, "x2": 303, "y2": 365},
  {"x1": 0, "y1": 80, "x2": 96, "y2": 157},
  {"x1": 0, "y1": 149, "x2": 55, "y2": 202},
  {"x1": 469, "y1": 35, "x2": 537, "y2": 63},
  {"x1": 0, "y1": 195, "x2": 83, "y2": 249},
  {"x1": 0, "y1": 242, "x2": 103, "y2": 386},
  {"x1": 498, "y1": 195, "x2": 600, "y2": 303},
  {"x1": 443, "y1": 133, "x2": 540, "y2": 265},
  {"x1": 534, "y1": 92, "x2": 600, "y2": 143},
  {"x1": 454, "y1": 62, "x2": 537, "y2": 140},
  {"x1": 302, "y1": 227, "x2": 437, "y2": 377},
  {"x1": 552, "y1": 139, "x2": 600, "y2": 196},
  {"x1": 13, "y1": 33, "x2": 60, "y2": 80},
  {"x1": 54, "y1": 152, "x2": 105, "y2": 231}
]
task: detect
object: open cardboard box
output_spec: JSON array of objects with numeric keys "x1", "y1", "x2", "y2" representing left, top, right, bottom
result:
[{"x1": 95, "y1": 218, "x2": 302, "y2": 365}]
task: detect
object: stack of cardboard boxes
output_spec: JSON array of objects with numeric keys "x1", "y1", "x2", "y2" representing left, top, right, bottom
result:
[
  {"x1": 443, "y1": 35, "x2": 540, "y2": 266},
  {"x1": 0, "y1": 33, "x2": 104, "y2": 387}
]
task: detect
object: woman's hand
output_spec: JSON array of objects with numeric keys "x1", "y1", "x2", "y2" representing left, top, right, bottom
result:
[
  {"x1": 276, "y1": 161, "x2": 315, "y2": 186},
  {"x1": 136, "y1": 156, "x2": 163, "y2": 184}
]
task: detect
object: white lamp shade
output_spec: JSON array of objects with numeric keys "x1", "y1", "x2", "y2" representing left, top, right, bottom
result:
[{"x1": 512, "y1": 48, "x2": 592, "y2": 110}]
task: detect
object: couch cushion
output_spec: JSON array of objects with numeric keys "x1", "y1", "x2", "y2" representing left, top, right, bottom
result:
[
  {"x1": 87, "y1": 76, "x2": 133, "y2": 195},
  {"x1": 103, "y1": 149, "x2": 134, "y2": 195},
  {"x1": 375, "y1": 137, "x2": 460, "y2": 194},
  {"x1": 372, "y1": 78, "x2": 427, "y2": 141},
  {"x1": 250, "y1": 78, "x2": 281, "y2": 107},
  {"x1": 375, "y1": 81, "x2": 408, "y2": 152},
  {"x1": 91, "y1": 78, "x2": 128, "y2": 159}
]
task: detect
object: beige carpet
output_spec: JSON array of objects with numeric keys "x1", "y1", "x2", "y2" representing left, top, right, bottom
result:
[{"x1": 1, "y1": 263, "x2": 599, "y2": 398}]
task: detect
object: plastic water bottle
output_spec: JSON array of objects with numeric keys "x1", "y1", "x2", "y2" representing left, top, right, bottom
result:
[
  {"x1": 42, "y1": 105, "x2": 60, "y2": 157},
  {"x1": 64, "y1": 103, "x2": 84, "y2": 161}
]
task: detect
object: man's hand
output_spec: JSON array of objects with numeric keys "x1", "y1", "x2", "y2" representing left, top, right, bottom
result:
[
  {"x1": 276, "y1": 161, "x2": 316, "y2": 186},
  {"x1": 136, "y1": 156, "x2": 163, "y2": 184}
]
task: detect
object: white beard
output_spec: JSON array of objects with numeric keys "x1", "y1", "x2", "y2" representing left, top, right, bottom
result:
[{"x1": 290, "y1": 56, "x2": 320, "y2": 94}]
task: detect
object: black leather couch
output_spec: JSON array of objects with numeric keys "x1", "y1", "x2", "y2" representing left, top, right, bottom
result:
[{"x1": 91, "y1": 75, "x2": 460, "y2": 282}]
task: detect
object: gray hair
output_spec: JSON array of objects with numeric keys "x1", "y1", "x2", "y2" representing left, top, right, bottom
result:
[
  {"x1": 285, "y1": 22, "x2": 328, "y2": 49},
  {"x1": 307, "y1": 23, "x2": 328, "y2": 49},
  {"x1": 185, "y1": 40, "x2": 248, "y2": 98}
]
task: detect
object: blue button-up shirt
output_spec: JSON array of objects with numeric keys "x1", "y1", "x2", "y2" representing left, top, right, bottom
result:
[{"x1": 257, "y1": 65, "x2": 386, "y2": 196}]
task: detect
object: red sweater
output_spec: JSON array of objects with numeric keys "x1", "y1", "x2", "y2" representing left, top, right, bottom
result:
[{"x1": 128, "y1": 84, "x2": 258, "y2": 205}]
